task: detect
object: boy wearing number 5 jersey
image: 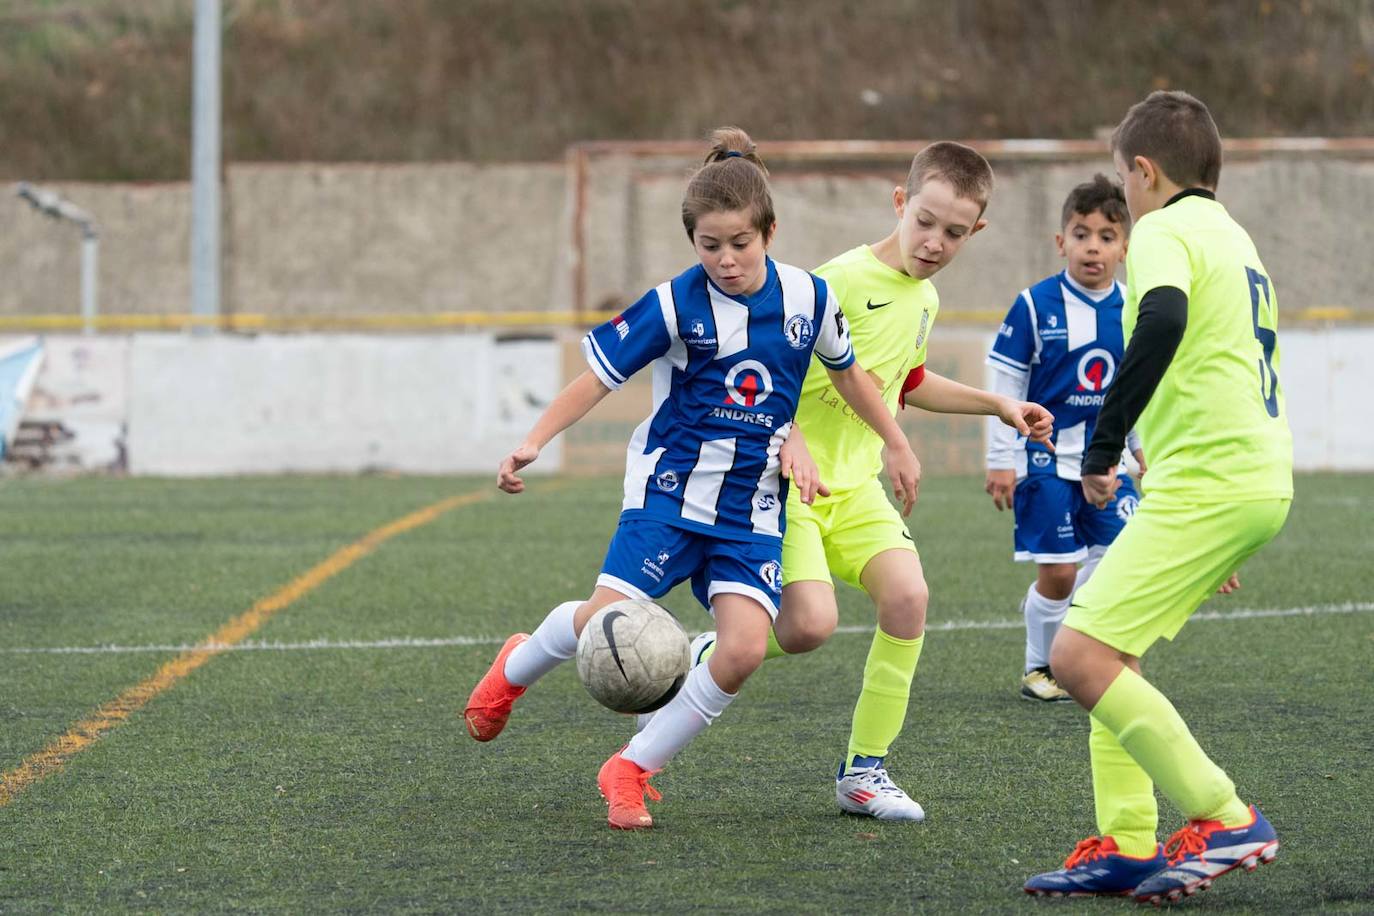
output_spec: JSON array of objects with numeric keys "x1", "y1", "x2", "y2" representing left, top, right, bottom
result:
[{"x1": 1023, "y1": 91, "x2": 1293, "y2": 905}]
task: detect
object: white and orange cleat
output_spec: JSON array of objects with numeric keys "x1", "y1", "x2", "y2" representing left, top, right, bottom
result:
[
  {"x1": 597, "y1": 750, "x2": 662, "y2": 830},
  {"x1": 463, "y1": 633, "x2": 530, "y2": 742}
]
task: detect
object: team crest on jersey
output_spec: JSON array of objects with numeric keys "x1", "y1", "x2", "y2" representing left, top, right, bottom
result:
[
  {"x1": 1076, "y1": 348, "x2": 1116, "y2": 391},
  {"x1": 1115, "y1": 493, "x2": 1139, "y2": 521},
  {"x1": 690, "y1": 319, "x2": 705, "y2": 337},
  {"x1": 784, "y1": 315, "x2": 814, "y2": 350},
  {"x1": 1046, "y1": 314, "x2": 1059, "y2": 328},
  {"x1": 723, "y1": 359, "x2": 773, "y2": 407},
  {"x1": 759, "y1": 560, "x2": 783, "y2": 593},
  {"x1": 655, "y1": 469, "x2": 680, "y2": 492},
  {"x1": 914, "y1": 309, "x2": 931, "y2": 350}
]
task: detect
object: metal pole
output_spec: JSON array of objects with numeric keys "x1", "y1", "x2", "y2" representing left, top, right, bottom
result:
[
  {"x1": 190, "y1": 0, "x2": 221, "y2": 329},
  {"x1": 81, "y1": 231, "x2": 99, "y2": 335}
]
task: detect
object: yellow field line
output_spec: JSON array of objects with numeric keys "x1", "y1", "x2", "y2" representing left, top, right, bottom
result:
[{"x1": 0, "y1": 488, "x2": 492, "y2": 808}]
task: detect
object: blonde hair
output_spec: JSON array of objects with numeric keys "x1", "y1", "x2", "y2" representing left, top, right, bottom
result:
[{"x1": 681, "y1": 126, "x2": 775, "y2": 241}]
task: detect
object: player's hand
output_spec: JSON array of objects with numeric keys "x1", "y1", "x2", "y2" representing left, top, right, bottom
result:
[
  {"x1": 497, "y1": 443, "x2": 540, "y2": 494},
  {"x1": 882, "y1": 442, "x2": 921, "y2": 517},
  {"x1": 1081, "y1": 470, "x2": 1119, "y2": 509},
  {"x1": 1217, "y1": 573, "x2": 1241, "y2": 594},
  {"x1": 779, "y1": 428, "x2": 830, "y2": 505},
  {"x1": 985, "y1": 469, "x2": 1015, "y2": 511},
  {"x1": 997, "y1": 398, "x2": 1055, "y2": 450}
]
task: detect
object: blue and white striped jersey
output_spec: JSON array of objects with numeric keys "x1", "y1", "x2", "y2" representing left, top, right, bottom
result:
[
  {"x1": 986, "y1": 271, "x2": 1133, "y2": 480},
  {"x1": 582, "y1": 257, "x2": 854, "y2": 544}
]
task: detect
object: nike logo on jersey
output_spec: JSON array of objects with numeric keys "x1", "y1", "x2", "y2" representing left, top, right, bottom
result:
[{"x1": 866, "y1": 299, "x2": 893, "y2": 310}]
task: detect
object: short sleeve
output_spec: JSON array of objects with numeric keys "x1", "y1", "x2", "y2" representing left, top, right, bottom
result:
[
  {"x1": 812, "y1": 283, "x2": 855, "y2": 371},
  {"x1": 1127, "y1": 218, "x2": 1193, "y2": 297},
  {"x1": 581, "y1": 287, "x2": 673, "y2": 389},
  {"x1": 986, "y1": 293, "x2": 1035, "y2": 377}
]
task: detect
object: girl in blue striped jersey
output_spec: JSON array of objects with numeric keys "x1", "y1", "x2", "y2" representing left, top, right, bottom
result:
[{"x1": 465, "y1": 126, "x2": 920, "y2": 829}]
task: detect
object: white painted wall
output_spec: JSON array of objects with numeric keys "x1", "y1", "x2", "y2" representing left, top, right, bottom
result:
[
  {"x1": 4, "y1": 329, "x2": 1367, "y2": 476},
  {"x1": 125, "y1": 334, "x2": 558, "y2": 475}
]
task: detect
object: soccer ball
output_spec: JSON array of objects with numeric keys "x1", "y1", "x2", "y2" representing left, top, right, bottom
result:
[{"x1": 576, "y1": 600, "x2": 691, "y2": 714}]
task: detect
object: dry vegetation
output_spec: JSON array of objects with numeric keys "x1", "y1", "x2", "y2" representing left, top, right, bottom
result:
[{"x1": 1, "y1": 0, "x2": 1372, "y2": 179}]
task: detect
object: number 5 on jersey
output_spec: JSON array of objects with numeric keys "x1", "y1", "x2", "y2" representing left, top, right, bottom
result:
[{"x1": 1246, "y1": 267, "x2": 1281, "y2": 419}]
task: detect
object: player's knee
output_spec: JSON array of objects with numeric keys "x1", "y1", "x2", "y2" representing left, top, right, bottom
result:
[
  {"x1": 711, "y1": 637, "x2": 767, "y2": 678},
  {"x1": 1047, "y1": 632, "x2": 1082, "y2": 683},
  {"x1": 876, "y1": 578, "x2": 929, "y2": 632},
  {"x1": 1036, "y1": 564, "x2": 1077, "y2": 601},
  {"x1": 776, "y1": 610, "x2": 835, "y2": 653}
]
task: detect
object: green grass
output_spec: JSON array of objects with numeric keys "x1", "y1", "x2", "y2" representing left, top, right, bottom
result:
[{"x1": 0, "y1": 473, "x2": 1371, "y2": 913}]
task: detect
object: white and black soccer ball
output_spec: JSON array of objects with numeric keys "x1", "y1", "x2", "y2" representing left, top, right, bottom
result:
[{"x1": 576, "y1": 600, "x2": 690, "y2": 714}]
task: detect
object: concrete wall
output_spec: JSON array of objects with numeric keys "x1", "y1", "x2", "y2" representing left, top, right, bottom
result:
[{"x1": 3, "y1": 153, "x2": 1370, "y2": 320}]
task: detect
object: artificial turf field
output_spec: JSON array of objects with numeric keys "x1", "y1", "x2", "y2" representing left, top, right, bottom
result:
[{"x1": 0, "y1": 473, "x2": 1370, "y2": 914}]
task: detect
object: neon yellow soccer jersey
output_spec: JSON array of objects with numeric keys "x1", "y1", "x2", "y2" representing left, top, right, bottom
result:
[
  {"x1": 1124, "y1": 194, "x2": 1293, "y2": 501},
  {"x1": 794, "y1": 245, "x2": 937, "y2": 493}
]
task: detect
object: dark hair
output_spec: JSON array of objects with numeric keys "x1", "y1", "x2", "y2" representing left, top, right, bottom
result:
[
  {"x1": 1111, "y1": 90, "x2": 1222, "y2": 189},
  {"x1": 1061, "y1": 174, "x2": 1131, "y2": 231},
  {"x1": 681, "y1": 126, "x2": 775, "y2": 241},
  {"x1": 904, "y1": 141, "x2": 995, "y2": 213}
]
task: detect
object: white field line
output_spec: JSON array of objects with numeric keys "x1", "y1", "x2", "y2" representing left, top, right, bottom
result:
[{"x1": 3, "y1": 601, "x2": 1371, "y2": 657}]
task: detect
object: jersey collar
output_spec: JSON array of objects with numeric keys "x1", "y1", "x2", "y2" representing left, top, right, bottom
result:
[{"x1": 1164, "y1": 187, "x2": 1217, "y2": 208}]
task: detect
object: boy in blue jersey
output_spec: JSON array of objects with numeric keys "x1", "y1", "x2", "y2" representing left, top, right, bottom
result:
[
  {"x1": 463, "y1": 127, "x2": 921, "y2": 830},
  {"x1": 984, "y1": 175, "x2": 1144, "y2": 702}
]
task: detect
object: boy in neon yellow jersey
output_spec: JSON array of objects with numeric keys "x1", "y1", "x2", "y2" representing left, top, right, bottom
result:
[
  {"x1": 677, "y1": 142, "x2": 1056, "y2": 820},
  {"x1": 1024, "y1": 91, "x2": 1292, "y2": 903}
]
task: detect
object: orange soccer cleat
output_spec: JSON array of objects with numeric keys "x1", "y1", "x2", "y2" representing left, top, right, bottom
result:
[
  {"x1": 597, "y1": 750, "x2": 662, "y2": 830},
  {"x1": 463, "y1": 633, "x2": 530, "y2": 741}
]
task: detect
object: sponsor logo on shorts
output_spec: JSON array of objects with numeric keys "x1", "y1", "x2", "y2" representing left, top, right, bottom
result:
[
  {"x1": 759, "y1": 560, "x2": 783, "y2": 593},
  {"x1": 1031, "y1": 451, "x2": 1052, "y2": 468},
  {"x1": 1116, "y1": 493, "x2": 1139, "y2": 521},
  {"x1": 755, "y1": 493, "x2": 778, "y2": 511},
  {"x1": 656, "y1": 469, "x2": 679, "y2": 492}
]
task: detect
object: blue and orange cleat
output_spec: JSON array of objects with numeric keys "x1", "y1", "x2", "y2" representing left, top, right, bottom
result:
[
  {"x1": 1024, "y1": 836, "x2": 1166, "y2": 897},
  {"x1": 1132, "y1": 805, "x2": 1278, "y2": 905},
  {"x1": 597, "y1": 750, "x2": 661, "y2": 830},
  {"x1": 463, "y1": 633, "x2": 529, "y2": 742}
]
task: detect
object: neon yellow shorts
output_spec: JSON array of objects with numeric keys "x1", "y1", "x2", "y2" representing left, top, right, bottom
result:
[
  {"x1": 783, "y1": 478, "x2": 917, "y2": 591},
  {"x1": 1065, "y1": 495, "x2": 1290, "y2": 657}
]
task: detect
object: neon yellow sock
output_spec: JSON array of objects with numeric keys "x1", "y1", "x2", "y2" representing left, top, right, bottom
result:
[
  {"x1": 846, "y1": 630, "x2": 923, "y2": 762},
  {"x1": 696, "y1": 628, "x2": 785, "y2": 664},
  {"x1": 1089, "y1": 715, "x2": 1159, "y2": 856},
  {"x1": 1091, "y1": 667, "x2": 1251, "y2": 827}
]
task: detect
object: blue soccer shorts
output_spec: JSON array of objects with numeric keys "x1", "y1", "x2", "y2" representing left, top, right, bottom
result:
[
  {"x1": 596, "y1": 518, "x2": 782, "y2": 619},
  {"x1": 1012, "y1": 473, "x2": 1139, "y2": 564}
]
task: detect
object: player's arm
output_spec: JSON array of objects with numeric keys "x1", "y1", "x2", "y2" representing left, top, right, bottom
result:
[
  {"x1": 498, "y1": 370, "x2": 611, "y2": 493},
  {"x1": 984, "y1": 366, "x2": 1029, "y2": 511},
  {"x1": 824, "y1": 362, "x2": 920, "y2": 514},
  {"x1": 1126, "y1": 428, "x2": 1148, "y2": 478},
  {"x1": 904, "y1": 368, "x2": 1054, "y2": 446},
  {"x1": 1081, "y1": 286, "x2": 1187, "y2": 506},
  {"x1": 778, "y1": 423, "x2": 831, "y2": 506}
]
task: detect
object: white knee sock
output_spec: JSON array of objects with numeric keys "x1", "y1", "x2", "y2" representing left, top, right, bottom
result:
[
  {"x1": 1071, "y1": 545, "x2": 1108, "y2": 599},
  {"x1": 503, "y1": 601, "x2": 580, "y2": 687},
  {"x1": 622, "y1": 663, "x2": 735, "y2": 771},
  {"x1": 1023, "y1": 583, "x2": 1071, "y2": 671}
]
